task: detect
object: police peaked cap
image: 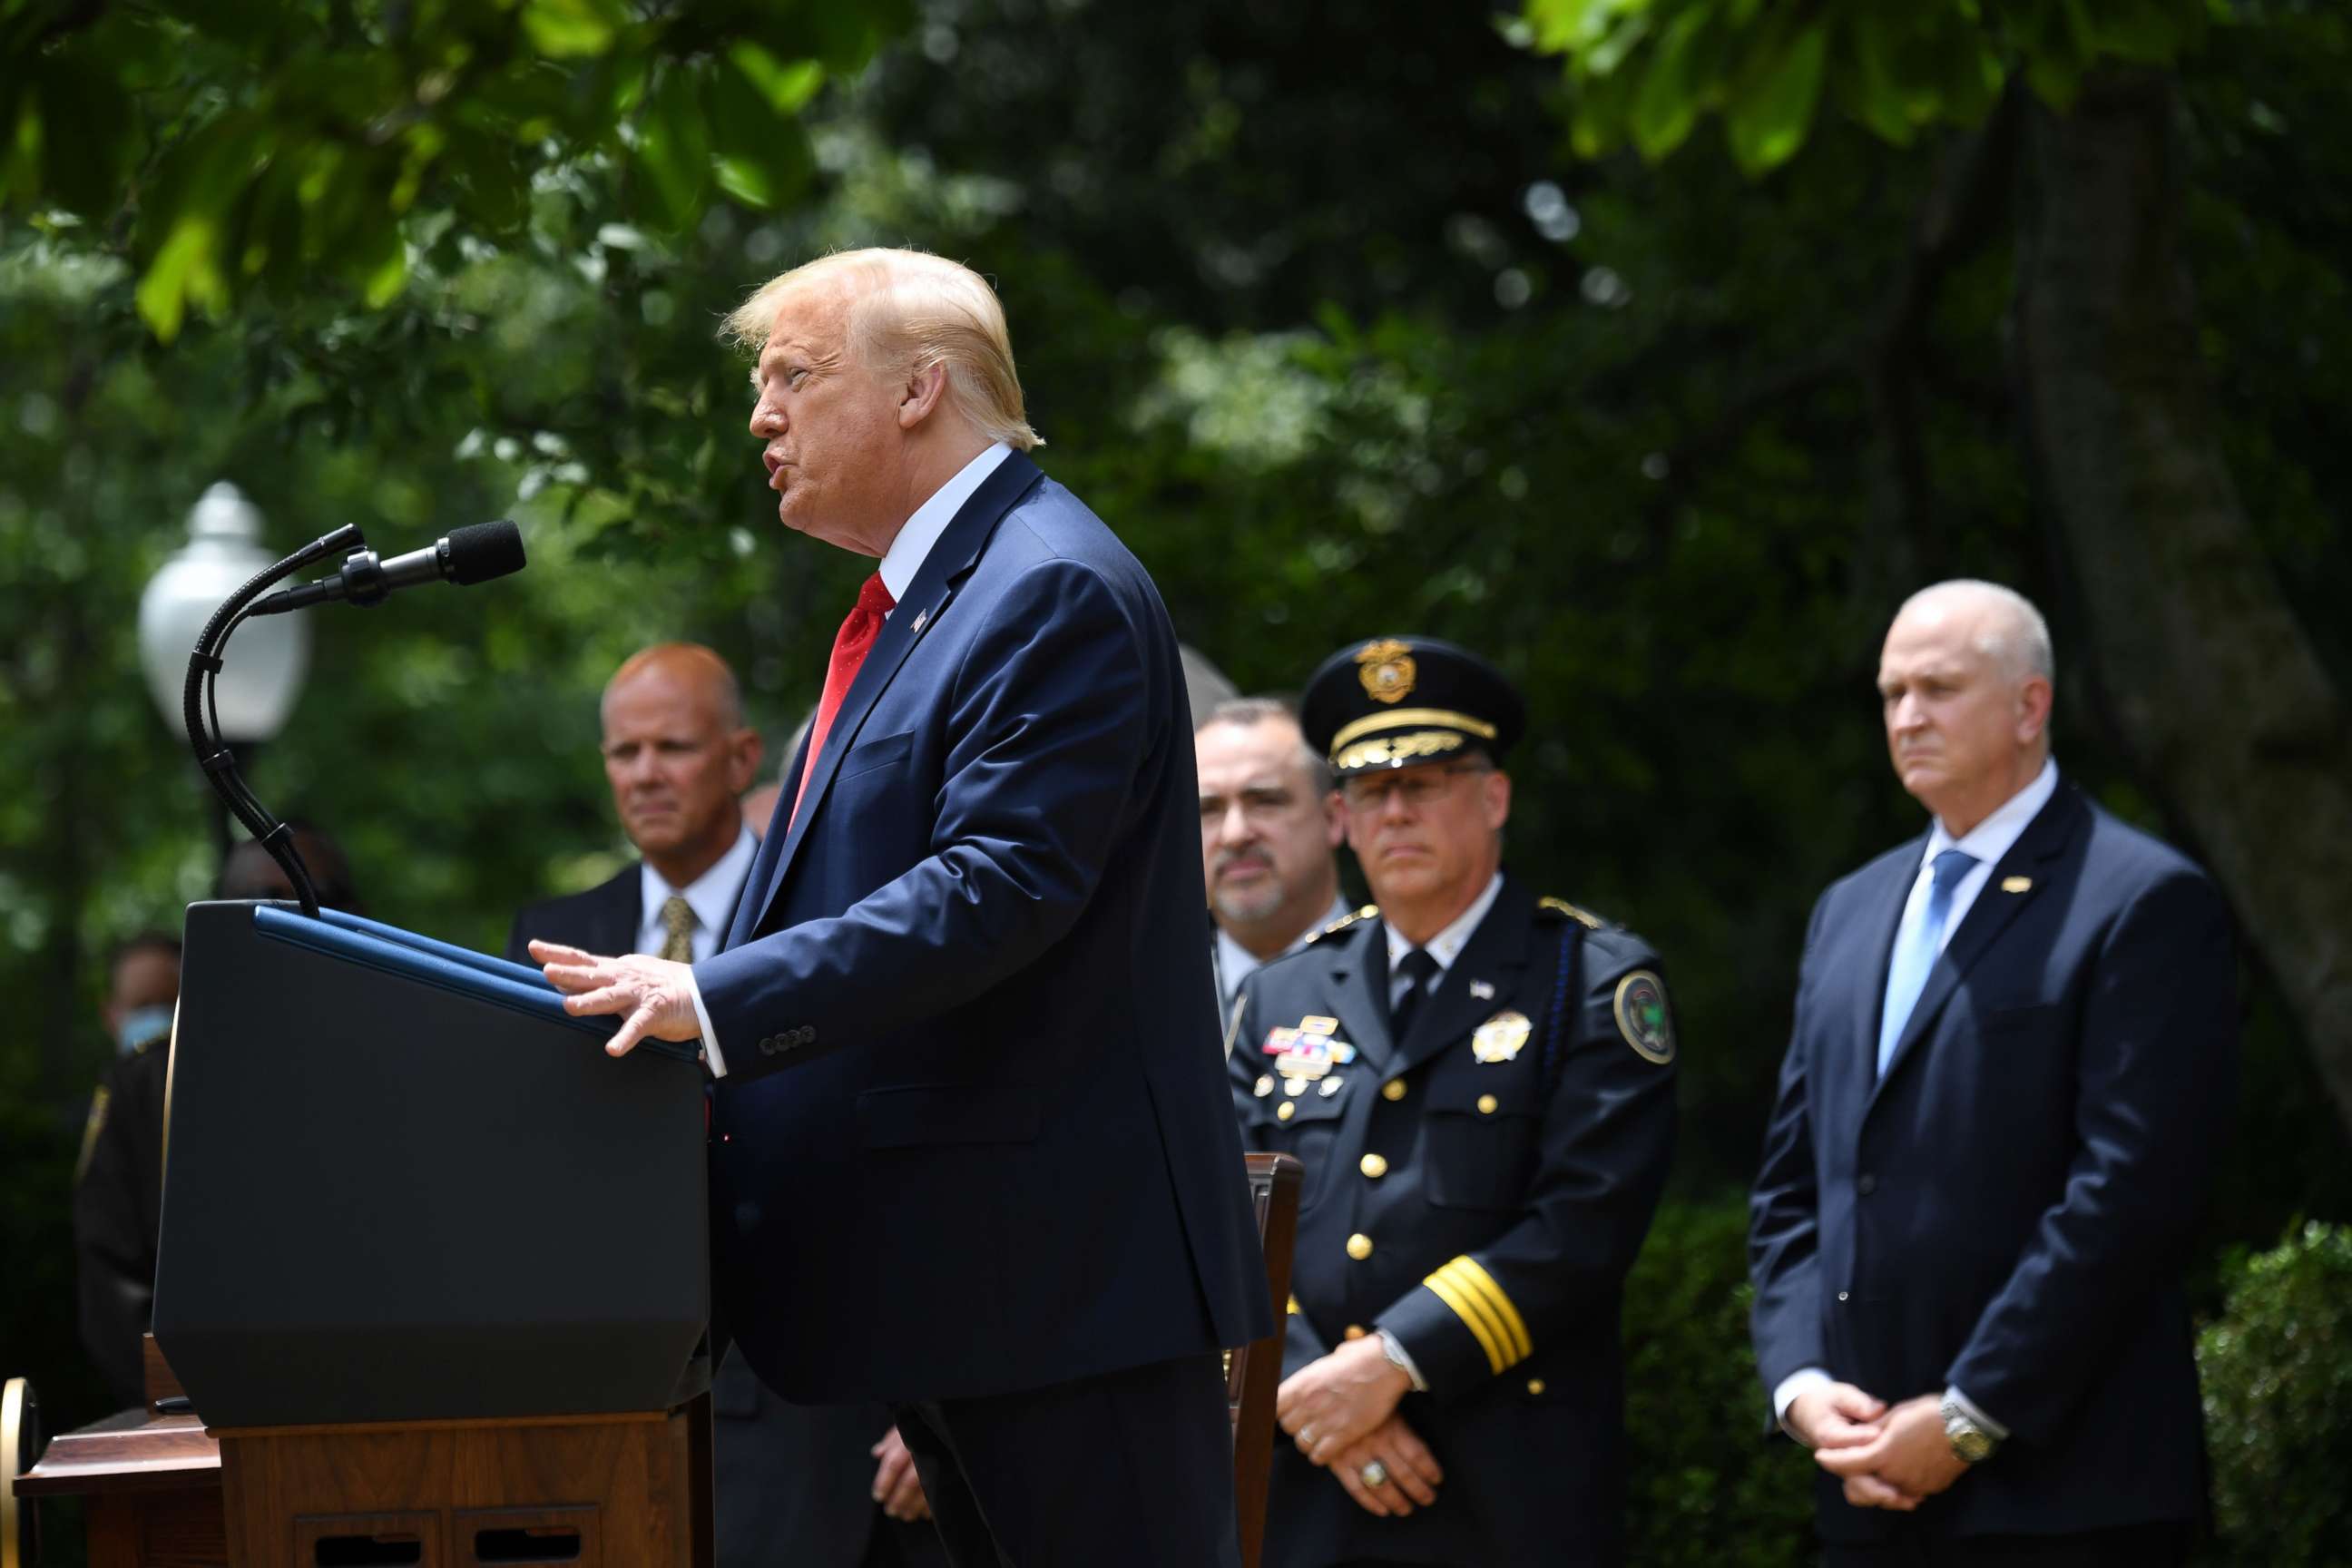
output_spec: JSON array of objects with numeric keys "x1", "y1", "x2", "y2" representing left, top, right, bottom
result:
[{"x1": 1300, "y1": 635, "x2": 1526, "y2": 777}]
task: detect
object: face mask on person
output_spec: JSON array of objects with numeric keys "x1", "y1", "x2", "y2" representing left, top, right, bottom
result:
[{"x1": 114, "y1": 1005, "x2": 173, "y2": 1055}]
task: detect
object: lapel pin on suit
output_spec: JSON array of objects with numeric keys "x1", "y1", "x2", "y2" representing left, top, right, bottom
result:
[
  {"x1": 2002, "y1": 876, "x2": 2033, "y2": 893},
  {"x1": 1469, "y1": 977, "x2": 1497, "y2": 1000},
  {"x1": 908, "y1": 605, "x2": 931, "y2": 636}
]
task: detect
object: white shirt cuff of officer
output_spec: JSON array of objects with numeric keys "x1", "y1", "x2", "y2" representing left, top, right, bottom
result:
[
  {"x1": 684, "y1": 967, "x2": 728, "y2": 1077},
  {"x1": 1944, "y1": 1383, "x2": 2009, "y2": 1442},
  {"x1": 1772, "y1": 1367, "x2": 1833, "y2": 1442},
  {"x1": 1375, "y1": 1328, "x2": 1428, "y2": 1393}
]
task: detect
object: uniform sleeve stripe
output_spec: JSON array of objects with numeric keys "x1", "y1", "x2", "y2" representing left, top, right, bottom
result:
[
  {"x1": 1444, "y1": 1256, "x2": 1534, "y2": 1363},
  {"x1": 1423, "y1": 1272, "x2": 1509, "y2": 1375}
]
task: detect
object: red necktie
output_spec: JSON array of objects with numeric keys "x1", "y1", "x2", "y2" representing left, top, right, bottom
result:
[{"x1": 790, "y1": 572, "x2": 897, "y2": 829}]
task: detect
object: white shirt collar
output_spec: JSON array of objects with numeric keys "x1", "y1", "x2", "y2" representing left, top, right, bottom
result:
[
  {"x1": 877, "y1": 442, "x2": 1013, "y2": 606},
  {"x1": 1386, "y1": 871, "x2": 1505, "y2": 976},
  {"x1": 637, "y1": 825, "x2": 759, "y2": 959},
  {"x1": 1924, "y1": 757, "x2": 2060, "y2": 868},
  {"x1": 1216, "y1": 893, "x2": 1350, "y2": 1007}
]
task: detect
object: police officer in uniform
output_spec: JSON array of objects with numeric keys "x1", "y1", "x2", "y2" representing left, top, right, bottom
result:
[{"x1": 1230, "y1": 636, "x2": 1678, "y2": 1568}]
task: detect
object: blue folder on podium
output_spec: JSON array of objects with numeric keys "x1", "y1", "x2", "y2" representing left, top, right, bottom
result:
[{"x1": 152, "y1": 899, "x2": 710, "y2": 1428}]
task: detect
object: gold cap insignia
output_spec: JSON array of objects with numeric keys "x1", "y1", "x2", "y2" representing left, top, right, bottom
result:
[
  {"x1": 1472, "y1": 1011, "x2": 1532, "y2": 1063},
  {"x1": 1355, "y1": 639, "x2": 1417, "y2": 705}
]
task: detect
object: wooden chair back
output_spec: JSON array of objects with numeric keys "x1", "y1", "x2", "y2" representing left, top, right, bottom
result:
[{"x1": 1229, "y1": 1152, "x2": 1302, "y2": 1568}]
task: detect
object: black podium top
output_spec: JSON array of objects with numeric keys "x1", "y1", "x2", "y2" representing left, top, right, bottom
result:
[{"x1": 152, "y1": 901, "x2": 710, "y2": 1426}]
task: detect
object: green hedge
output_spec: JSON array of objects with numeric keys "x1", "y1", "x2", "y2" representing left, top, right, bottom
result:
[
  {"x1": 1622, "y1": 1195, "x2": 1815, "y2": 1567},
  {"x1": 2199, "y1": 1221, "x2": 2352, "y2": 1566}
]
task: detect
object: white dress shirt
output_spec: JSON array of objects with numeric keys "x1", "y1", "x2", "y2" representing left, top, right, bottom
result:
[
  {"x1": 691, "y1": 441, "x2": 1015, "y2": 1077},
  {"x1": 1771, "y1": 758, "x2": 2061, "y2": 1442},
  {"x1": 1216, "y1": 893, "x2": 1352, "y2": 1014},
  {"x1": 1384, "y1": 871, "x2": 1504, "y2": 1008},
  {"x1": 636, "y1": 827, "x2": 758, "y2": 964},
  {"x1": 1892, "y1": 757, "x2": 2060, "y2": 969}
]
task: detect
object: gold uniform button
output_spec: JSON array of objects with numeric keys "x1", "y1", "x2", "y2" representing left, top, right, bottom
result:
[
  {"x1": 1343, "y1": 1325, "x2": 1367, "y2": 1341},
  {"x1": 1277, "y1": 1102, "x2": 1296, "y2": 1122},
  {"x1": 1381, "y1": 1080, "x2": 1407, "y2": 1102},
  {"x1": 1476, "y1": 1093, "x2": 1499, "y2": 1115},
  {"x1": 1526, "y1": 1377, "x2": 1546, "y2": 1396},
  {"x1": 1346, "y1": 1232, "x2": 1375, "y2": 1261},
  {"x1": 1359, "y1": 1153, "x2": 1389, "y2": 1179}
]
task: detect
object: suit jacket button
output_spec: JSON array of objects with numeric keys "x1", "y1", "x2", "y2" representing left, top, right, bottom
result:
[
  {"x1": 1856, "y1": 1173, "x2": 1877, "y2": 1196},
  {"x1": 1343, "y1": 1325, "x2": 1367, "y2": 1340},
  {"x1": 1526, "y1": 1377, "x2": 1546, "y2": 1396},
  {"x1": 1277, "y1": 1102, "x2": 1296, "y2": 1122},
  {"x1": 1360, "y1": 1153, "x2": 1388, "y2": 1179},
  {"x1": 1346, "y1": 1233, "x2": 1374, "y2": 1261},
  {"x1": 804, "y1": 1026, "x2": 817, "y2": 1044},
  {"x1": 1837, "y1": 1290, "x2": 1850, "y2": 1303},
  {"x1": 1381, "y1": 1080, "x2": 1407, "y2": 1102}
]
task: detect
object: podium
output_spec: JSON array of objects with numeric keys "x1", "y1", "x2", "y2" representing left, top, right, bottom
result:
[{"x1": 152, "y1": 900, "x2": 713, "y2": 1567}]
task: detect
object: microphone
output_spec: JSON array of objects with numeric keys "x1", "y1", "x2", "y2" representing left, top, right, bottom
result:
[{"x1": 248, "y1": 521, "x2": 526, "y2": 615}]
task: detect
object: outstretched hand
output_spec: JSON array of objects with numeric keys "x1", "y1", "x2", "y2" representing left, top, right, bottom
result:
[{"x1": 529, "y1": 940, "x2": 702, "y2": 1058}]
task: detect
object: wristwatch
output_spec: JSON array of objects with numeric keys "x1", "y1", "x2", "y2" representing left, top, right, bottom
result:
[{"x1": 1940, "y1": 1396, "x2": 1998, "y2": 1463}]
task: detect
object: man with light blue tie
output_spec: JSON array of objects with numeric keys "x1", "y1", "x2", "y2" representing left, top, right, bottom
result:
[{"x1": 1749, "y1": 580, "x2": 2238, "y2": 1566}]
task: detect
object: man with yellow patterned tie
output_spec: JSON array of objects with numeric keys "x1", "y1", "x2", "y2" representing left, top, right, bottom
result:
[
  {"x1": 1231, "y1": 635, "x2": 1679, "y2": 1568},
  {"x1": 505, "y1": 643, "x2": 946, "y2": 1568}
]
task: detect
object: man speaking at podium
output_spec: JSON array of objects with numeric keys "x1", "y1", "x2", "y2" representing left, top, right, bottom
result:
[{"x1": 533, "y1": 248, "x2": 1272, "y2": 1567}]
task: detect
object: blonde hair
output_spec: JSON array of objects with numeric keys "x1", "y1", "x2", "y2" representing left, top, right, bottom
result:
[{"x1": 722, "y1": 248, "x2": 1042, "y2": 451}]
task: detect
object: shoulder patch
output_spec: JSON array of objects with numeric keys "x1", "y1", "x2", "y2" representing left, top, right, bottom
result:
[
  {"x1": 1537, "y1": 896, "x2": 1603, "y2": 929},
  {"x1": 1612, "y1": 970, "x2": 1675, "y2": 1065},
  {"x1": 1308, "y1": 904, "x2": 1379, "y2": 944}
]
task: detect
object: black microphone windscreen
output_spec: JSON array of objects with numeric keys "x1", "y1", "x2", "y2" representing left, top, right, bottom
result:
[{"x1": 447, "y1": 520, "x2": 526, "y2": 586}]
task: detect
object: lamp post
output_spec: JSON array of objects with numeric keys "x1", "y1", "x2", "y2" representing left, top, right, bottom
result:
[{"x1": 137, "y1": 482, "x2": 312, "y2": 853}]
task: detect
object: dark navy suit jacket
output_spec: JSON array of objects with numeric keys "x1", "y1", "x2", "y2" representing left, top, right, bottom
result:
[
  {"x1": 508, "y1": 861, "x2": 934, "y2": 1568},
  {"x1": 699, "y1": 450, "x2": 1272, "y2": 1406},
  {"x1": 1749, "y1": 782, "x2": 2237, "y2": 1543}
]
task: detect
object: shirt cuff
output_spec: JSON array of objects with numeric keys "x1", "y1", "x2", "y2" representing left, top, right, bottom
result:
[
  {"x1": 1772, "y1": 1367, "x2": 1834, "y2": 1442},
  {"x1": 1943, "y1": 1384, "x2": 2009, "y2": 1442},
  {"x1": 1376, "y1": 1328, "x2": 1429, "y2": 1394},
  {"x1": 685, "y1": 965, "x2": 727, "y2": 1078}
]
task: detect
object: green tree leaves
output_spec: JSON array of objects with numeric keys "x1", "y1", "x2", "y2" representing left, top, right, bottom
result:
[
  {"x1": 0, "y1": 0, "x2": 904, "y2": 339},
  {"x1": 1524, "y1": 0, "x2": 2205, "y2": 174}
]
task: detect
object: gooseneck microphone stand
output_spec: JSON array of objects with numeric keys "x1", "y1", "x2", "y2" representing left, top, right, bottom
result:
[{"x1": 181, "y1": 523, "x2": 367, "y2": 919}]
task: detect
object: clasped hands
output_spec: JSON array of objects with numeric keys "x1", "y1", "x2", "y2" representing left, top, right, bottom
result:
[
  {"x1": 1788, "y1": 1383, "x2": 1968, "y2": 1511},
  {"x1": 529, "y1": 941, "x2": 704, "y2": 1057},
  {"x1": 1276, "y1": 1335, "x2": 1445, "y2": 1518}
]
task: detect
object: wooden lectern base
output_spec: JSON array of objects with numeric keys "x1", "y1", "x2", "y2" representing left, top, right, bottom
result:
[
  {"x1": 18, "y1": 1339, "x2": 714, "y2": 1568},
  {"x1": 215, "y1": 1406, "x2": 710, "y2": 1568}
]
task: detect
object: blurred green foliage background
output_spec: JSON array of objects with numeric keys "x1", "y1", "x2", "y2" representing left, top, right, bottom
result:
[{"x1": 3, "y1": 1, "x2": 2347, "y2": 1553}]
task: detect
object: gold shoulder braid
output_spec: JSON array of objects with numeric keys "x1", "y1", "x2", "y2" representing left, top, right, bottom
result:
[
  {"x1": 1308, "y1": 904, "x2": 1379, "y2": 943},
  {"x1": 1537, "y1": 896, "x2": 1602, "y2": 929}
]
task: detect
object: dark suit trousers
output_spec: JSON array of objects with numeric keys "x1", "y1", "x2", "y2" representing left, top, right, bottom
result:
[
  {"x1": 892, "y1": 1352, "x2": 1240, "y2": 1568},
  {"x1": 1821, "y1": 1522, "x2": 2189, "y2": 1568}
]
